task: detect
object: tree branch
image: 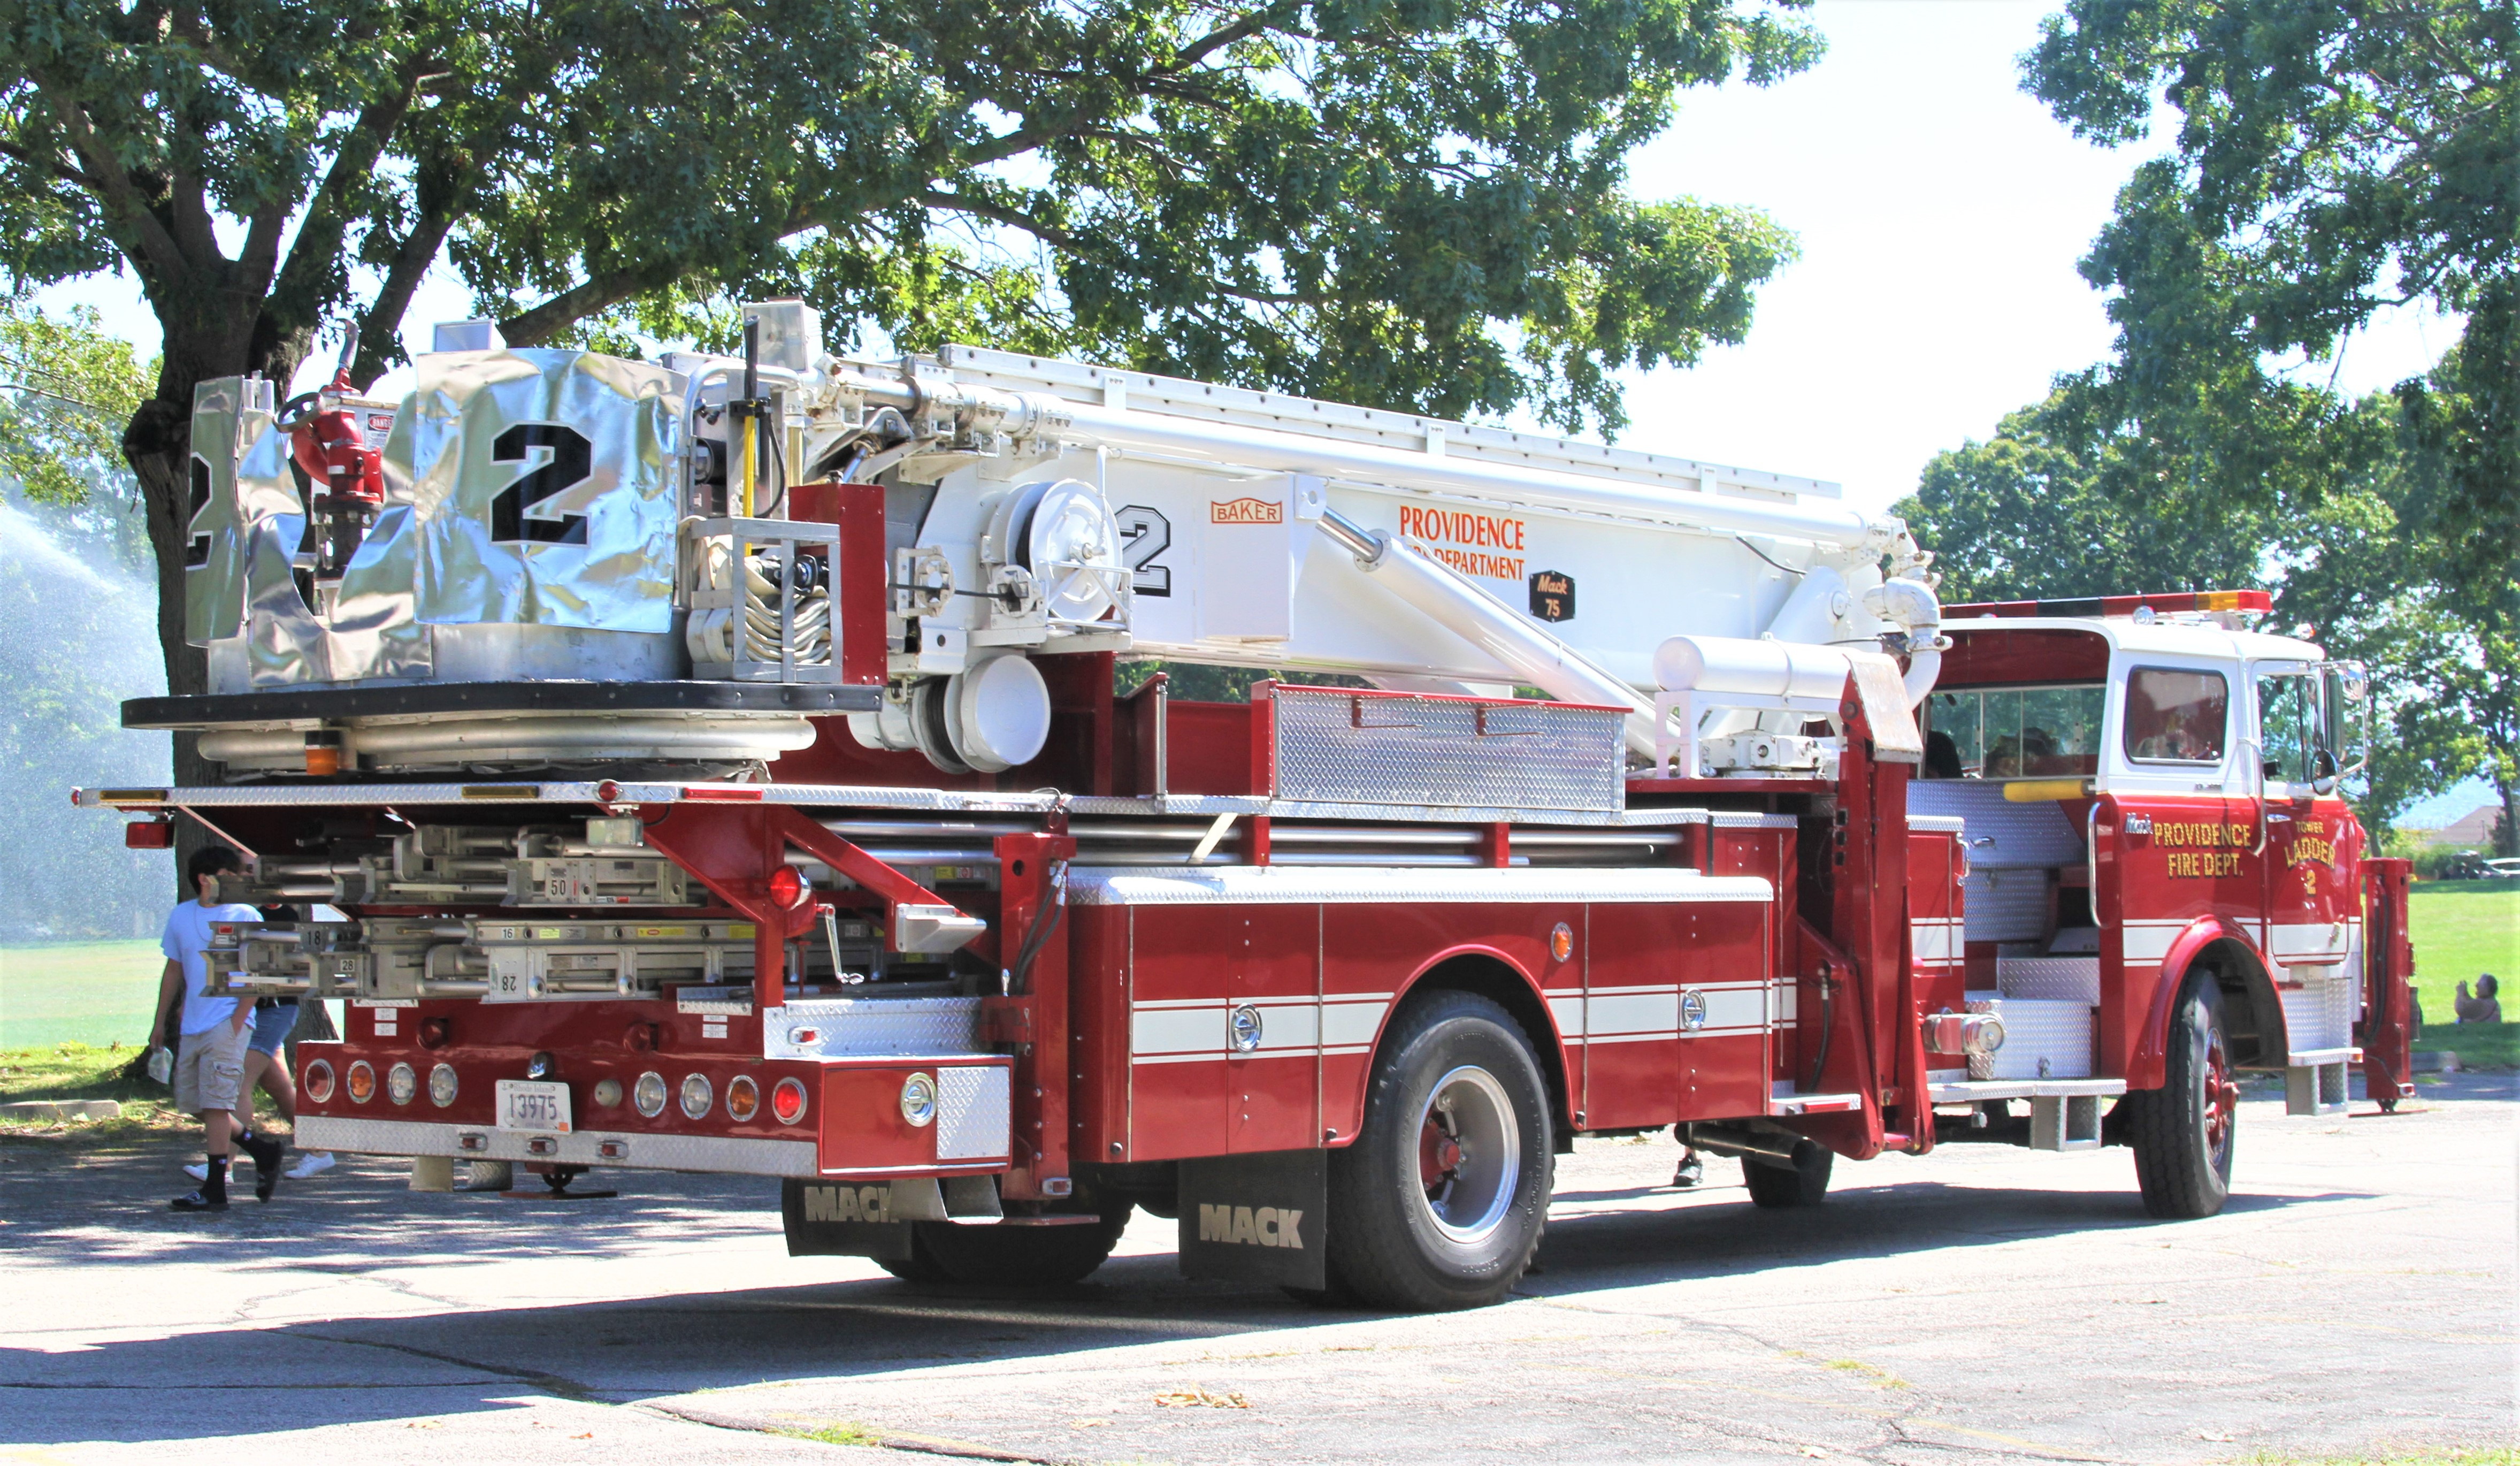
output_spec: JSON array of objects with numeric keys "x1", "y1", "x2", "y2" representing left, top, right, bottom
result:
[
  {"x1": 28, "y1": 75, "x2": 187, "y2": 281},
  {"x1": 919, "y1": 189, "x2": 1081, "y2": 248},
  {"x1": 0, "y1": 136, "x2": 101, "y2": 189},
  {"x1": 266, "y1": 65, "x2": 427, "y2": 323}
]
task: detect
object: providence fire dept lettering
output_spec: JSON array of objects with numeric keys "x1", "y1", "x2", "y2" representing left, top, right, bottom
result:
[
  {"x1": 2153, "y1": 818, "x2": 2254, "y2": 878},
  {"x1": 801, "y1": 1184, "x2": 896, "y2": 1224},
  {"x1": 1197, "y1": 1203, "x2": 1305, "y2": 1249}
]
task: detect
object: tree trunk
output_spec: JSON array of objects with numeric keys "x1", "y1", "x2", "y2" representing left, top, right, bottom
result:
[{"x1": 121, "y1": 314, "x2": 309, "y2": 889}]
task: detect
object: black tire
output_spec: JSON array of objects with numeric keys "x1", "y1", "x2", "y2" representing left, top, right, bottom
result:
[
  {"x1": 1327, "y1": 991, "x2": 1553, "y2": 1311},
  {"x1": 1742, "y1": 1140, "x2": 1833, "y2": 1208},
  {"x1": 2126, "y1": 975, "x2": 2236, "y2": 1219},
  {"x1": 896, "y1": 1207, "x2": 1131, "y2": 1286}
]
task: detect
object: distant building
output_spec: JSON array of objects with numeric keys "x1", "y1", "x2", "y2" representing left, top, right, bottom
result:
[{"x1": 2424, "y1": 805, "x2": 2508, "y2": 849}]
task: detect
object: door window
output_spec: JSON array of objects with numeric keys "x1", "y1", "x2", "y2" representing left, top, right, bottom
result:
[
  {"x1": 2123, "y1": 668, "x2": 2230, "y2": 765},
  {"x1": 2256, "y1": 673, "x2": 2321, "y2": 784}
]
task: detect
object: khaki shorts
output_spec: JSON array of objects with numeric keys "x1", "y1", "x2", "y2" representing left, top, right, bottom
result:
[{"x1": 174, "y1": 1021, "x2": 248, "y2": 1114}]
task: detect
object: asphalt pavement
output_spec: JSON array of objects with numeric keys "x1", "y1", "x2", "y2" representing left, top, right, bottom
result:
[{"x1": 3, "y1": 1073, "x2": 2512, "y2": 1466}]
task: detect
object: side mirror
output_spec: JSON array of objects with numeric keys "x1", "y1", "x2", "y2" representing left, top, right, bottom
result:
[{"x1": 2311, "y1": 747, "x2": 2338, "y2": 796}]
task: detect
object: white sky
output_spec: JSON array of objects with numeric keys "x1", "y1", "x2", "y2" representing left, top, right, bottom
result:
[{"x1": 42, "y1": 0, "x2": 2458, "y2": 520}]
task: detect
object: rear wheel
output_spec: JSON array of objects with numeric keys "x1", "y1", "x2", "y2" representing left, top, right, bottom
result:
[
  {"x1": 2127, "y1": 975, "x2": 2237, "y2": 1219},
  {"x1": 1742, "y1": 1140, "x2": 1833, "y2": 1208},
  {"x1": 1327, "y1": 991, "x2": 1553, "y2": 1311},
  {"x1": 880, "y1": 1204, "x2": 1131, "y2": 1286}
]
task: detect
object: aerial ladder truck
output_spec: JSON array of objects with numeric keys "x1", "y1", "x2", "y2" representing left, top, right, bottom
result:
[{"x1": 84, "y1": 302, "x2": 2417, "y2": 1308}]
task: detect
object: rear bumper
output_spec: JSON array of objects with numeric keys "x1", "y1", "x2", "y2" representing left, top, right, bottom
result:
[{"x1": 297, "y1": 1114, "x2": 818, "y2": 1178}]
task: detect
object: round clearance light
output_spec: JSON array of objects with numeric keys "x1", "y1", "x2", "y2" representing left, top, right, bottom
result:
[
  {"x1": 428, "y1": 1063, "x2": 458, "y2": 1108},
  {"x1": 679, "y1": 1072, "x2": 714, "y2": 1121},
  {"x1": 771, "y1": 1076, "x2": 808, "y2": 1126},
  {"x1": 593, "y1": 1078, "x2": 624, "y2": 1109},
  {"x1": 386, "y1": 1062, "x2": 418, "y2": 1106},
  {"x1": 899, "y1": 1072, "x2": 939, "y2": 1128},
  {"x1": 725, "y1": 1075, "x2": 761, "y2": 1123},
  {"x1": 769, "y1": 865, "x2": 809, "y2": 909},
  {"x1": 1550, "y1": 922, "x2": 1575, "y2": 963},
  {"x1": 633, "y1": 1070, "x2": 668, "y2": 1118},
  {"x1": 303, "y1": 1059, "x2": 336, "y2": 1104},
  {"x1": 346, "y1": 1060, "x2": 376, "y2": 1104}
]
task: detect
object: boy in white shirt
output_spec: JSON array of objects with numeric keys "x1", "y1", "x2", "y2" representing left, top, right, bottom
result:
[{"x1": 150, "y1": 846, "x2": 286, "y2": 1210}]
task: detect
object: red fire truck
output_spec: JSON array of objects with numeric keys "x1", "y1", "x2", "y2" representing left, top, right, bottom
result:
[{"x1": 88, "y1": 308, "x2": 2415, "y2": 1309}]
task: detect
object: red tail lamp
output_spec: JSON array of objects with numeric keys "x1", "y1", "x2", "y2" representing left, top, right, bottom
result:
[
  {"x1": 770, "y1": 1076, "x2": 808, "y2": 1126},
  {"x1": 124, "y1": 819, "x2": 174, "y2": 849},
  {"x1": 769, "y1": 865, "x2": 809, "y2": 908}
]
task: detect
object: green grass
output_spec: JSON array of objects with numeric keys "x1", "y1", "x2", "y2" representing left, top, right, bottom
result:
[
  {"x1": 0, "y1": 1041, "x2": 190, "y2": 1142},
  {"x1": 0, "y1": 939, "x2": 165, "y2": 1048},
  {"x1": 2407, "y1": 878, "x2": 2520, "y2": 1067}
]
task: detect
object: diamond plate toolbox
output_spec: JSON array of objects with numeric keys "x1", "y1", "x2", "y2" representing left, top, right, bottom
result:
[{"x1": 1267, "y1": 686, "x2": 1625, "y2": 812}]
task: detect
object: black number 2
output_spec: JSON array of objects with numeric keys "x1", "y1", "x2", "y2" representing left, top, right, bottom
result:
[{"x1": 491, "y1": 423, "x2": 594, "y2": 545}]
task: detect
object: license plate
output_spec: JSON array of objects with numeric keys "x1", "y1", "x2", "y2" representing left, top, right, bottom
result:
[{"x1": 495, "y1": 1079, "x2": 572, "y2": 1134}]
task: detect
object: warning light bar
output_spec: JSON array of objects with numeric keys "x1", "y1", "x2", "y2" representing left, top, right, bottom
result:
[{"x1": 1942, "y1": 590, "x2": 2271, "y2": 621}]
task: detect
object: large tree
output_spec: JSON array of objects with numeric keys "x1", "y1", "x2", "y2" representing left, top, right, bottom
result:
[
  {"x1": 3, "y1": 0, "x2": 1820, "y2": 709},
  {"x1": 2016, "y1": 0, "x2": 2516, "y2": 848}
]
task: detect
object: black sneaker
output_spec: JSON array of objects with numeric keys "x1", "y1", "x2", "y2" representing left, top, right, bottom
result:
[
  {"x1": 1673, "y1": 1154, "x2": 1704, "y2": 1189},
  {"x1": 171, "y1": 1190, "x2": 228, "y2": 1212},
  {"x1": 244, "y1": 1135, "x2": 285, "y2": 1201}
]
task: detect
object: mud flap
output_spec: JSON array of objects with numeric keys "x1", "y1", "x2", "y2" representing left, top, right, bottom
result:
[
  {"x1": 780, "y1": 1177, "x2": 947, "y2": 1259},
  {"x1": 1176, "y1": 1148, "x2": 1327, "y2": 1289}
]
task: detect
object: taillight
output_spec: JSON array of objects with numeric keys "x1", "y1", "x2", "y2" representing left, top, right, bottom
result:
[
  {"x1": 725, "y1": 1075, "x2": 760, "y2": 1123},
  {"x1": 769, "y1": 865, "x2": 809, "y2": 908},
  {"x1": 428, "y1": 1063, "x2": 458, "y2": 1108},
  {"x1": 633, "y1": 1071, "x2": 667, "y2": 1117},
  {"x1": 346, "y1": 1061, "x2": 376, "y2": 1104},
  {"x1": 386, "y1": 1062, "x2": 417, "y2": 1106},
  {"x1": 771, "y1": 1076, "x2": 808, "y2": 1126},
  {"x1": 303, "y1": 1059, "x2": 335, "y2": 1104},
  {"x1": 679, "y1": 1073, "x2": 714, "y2": 1120}
]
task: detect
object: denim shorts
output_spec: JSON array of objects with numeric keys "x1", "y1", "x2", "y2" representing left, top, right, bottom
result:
[{"x1": 247, "y1": 1001, "x2": 298, "y2": 1057}]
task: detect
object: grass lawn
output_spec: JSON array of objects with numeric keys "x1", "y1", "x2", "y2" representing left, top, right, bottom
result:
[
  {"x1": 0, "y1": 939, "x2": 165, "y2": 1048},
  {"x1": 2407, "y1": 877, "x2": 2520, "y2": 1068},
  {"x1": 0, "y1": 1042, "x2": 191, "y2": 1142}
]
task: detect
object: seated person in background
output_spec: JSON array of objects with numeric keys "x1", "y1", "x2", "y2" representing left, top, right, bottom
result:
[
  {"x1": 1983, "y1": 736, "x2": 2025, "y2": 779},
  {"x1": 2454, "y1": 974, "x2": 2501, "y2": 1024},
  {"x1": 1922, "y1": 730, "x2": 1964, "y2": 779}
]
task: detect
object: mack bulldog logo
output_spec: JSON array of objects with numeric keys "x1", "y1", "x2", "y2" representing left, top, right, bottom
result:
[
  {"x1": 1210, "y1": 497, "x2": 1284, "y2": 524},
  {"x1": 1197, "y1": 1203, "x2": 1306, "y2": 1249}
]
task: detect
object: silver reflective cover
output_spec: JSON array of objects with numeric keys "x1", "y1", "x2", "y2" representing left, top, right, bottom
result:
[
  {"x1": 182, "y1": 377, "x2": 282, "y2": 646},
  {"x1": 212, "y1": 350, "x2": 686, "y2": 687}
]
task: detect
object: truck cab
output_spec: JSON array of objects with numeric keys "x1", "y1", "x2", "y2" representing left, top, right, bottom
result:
[{"x1": 1914, "y1": 591, "x2": 2398, "y2": 1122}]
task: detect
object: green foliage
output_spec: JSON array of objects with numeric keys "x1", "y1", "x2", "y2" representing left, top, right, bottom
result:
[
  {"x1": 0, "y1": 302, "x2": 151, "y2": 509},
  {"x1": 3, "y1": 0, "x2": 1821, "y2": 439},
  {"x1": 2023, "y1": 0, "x2": 2515, "y2": 518}
]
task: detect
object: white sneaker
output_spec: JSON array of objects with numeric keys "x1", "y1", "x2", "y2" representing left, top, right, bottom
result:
[
  {"x1": 285, "y1": 1151, "x2": 336, "y2": 1180},
  {"x1": 183, "y1": 1162, "x2": 207, "y2": 1182}
]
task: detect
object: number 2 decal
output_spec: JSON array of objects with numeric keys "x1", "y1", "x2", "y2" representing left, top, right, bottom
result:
[
  {"x1": 491, "y1": 423, "x2": 594, "y2": 545},
  {"x1": 1115, "y1": 504, "x2": 1171, "y2": 597}
]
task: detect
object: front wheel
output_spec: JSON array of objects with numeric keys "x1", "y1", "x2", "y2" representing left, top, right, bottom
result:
[
  {"x1": 2126, "y1": 975, "x2": 2237, "y2": 1218},
  {"x1": 1327, "y1": 991, "x2": 1553, "y2": 1311},
  {"x1": 1742, "y1": 1140, "x2": 1833, "y2": 1208}
]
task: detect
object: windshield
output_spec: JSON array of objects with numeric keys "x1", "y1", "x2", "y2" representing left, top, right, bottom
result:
[{"x1": 1923, "y1": 684, "x2": 2106, "y2": 779}]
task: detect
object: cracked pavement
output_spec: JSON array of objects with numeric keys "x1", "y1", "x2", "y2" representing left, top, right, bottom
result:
[{"x1": 2, "y1": 1073, "x2": 2511, "y2": 1465}]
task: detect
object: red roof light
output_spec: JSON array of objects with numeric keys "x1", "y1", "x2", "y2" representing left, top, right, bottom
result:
[{"x1": 1943, "y1": 590, "x2": 2270, "y2": 621}]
